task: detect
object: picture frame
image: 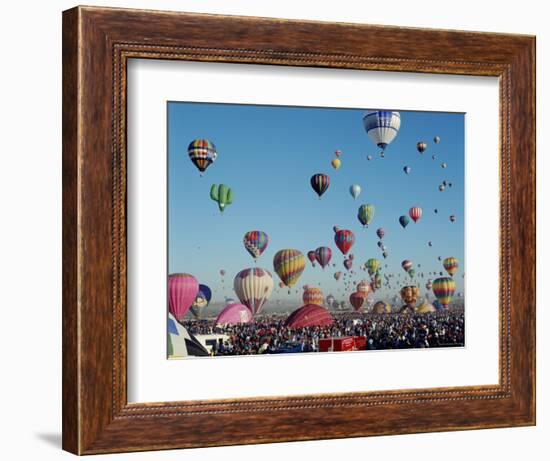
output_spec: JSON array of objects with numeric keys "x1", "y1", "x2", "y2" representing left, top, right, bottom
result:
[{"x1": 62, "y1": 5, "x2": 535, "y2": 455}]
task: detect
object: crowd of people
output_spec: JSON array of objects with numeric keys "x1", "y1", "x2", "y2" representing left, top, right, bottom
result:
[{"x1": 181, "y1": 308, "x2": 465, "y2": 356}]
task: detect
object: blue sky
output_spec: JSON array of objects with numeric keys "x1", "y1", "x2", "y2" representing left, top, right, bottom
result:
[{"x1": 168, "y1": 102, "x2": 464, "y2": 305}]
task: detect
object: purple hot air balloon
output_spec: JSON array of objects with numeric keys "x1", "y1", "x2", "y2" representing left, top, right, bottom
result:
[
  {"x1": 168, "y1": 273, "x2": 199, "y2": 321},
  {"x1": 315, "y1": 246, "x2": 332, "y2": 269},
  {"x1": 215, "y1": 303, "x2": 253, "y2": 325}
]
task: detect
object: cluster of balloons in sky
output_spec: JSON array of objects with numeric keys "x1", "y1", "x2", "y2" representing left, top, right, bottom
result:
[{"x1": 174, "y1": 110, "x2": 461, "y2": 322}]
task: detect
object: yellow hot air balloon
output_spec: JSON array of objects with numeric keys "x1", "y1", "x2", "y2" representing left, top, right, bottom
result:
[
  {"x1": 416, "y1": 302, "x2": 436, "y2": 314},
  {"x1": 432, "y1": 277, "x2": 456, "y2": 307},
  {"x1": 331, "y1": 158, "x2": 341, "y2": 170},
  {"x1": 273, "y1": 249, "x2": 306, "y2": 291}
]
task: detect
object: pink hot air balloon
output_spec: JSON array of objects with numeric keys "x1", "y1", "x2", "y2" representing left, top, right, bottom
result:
[
  {"x1": 168, "y1": 273, "x2": 199, "y2": 321},
  {"x1": 215, "y1": 303, "x2": 253, "y2": 325},
  {"x1": 334, "y1": 271, "x2": 342, "y2": 281},
  {"x1": 409, "y1": 206, "x2": 422, "y2": 223},
  {"x1": 284, "y1": 304, "x2": 334, "y2": 328},
  {"x1": 315, "y1": 246, "x2": 332, "y2": 269},
  {"x1": 307, "y1": 250, "x2": 317, "y2": 267}
]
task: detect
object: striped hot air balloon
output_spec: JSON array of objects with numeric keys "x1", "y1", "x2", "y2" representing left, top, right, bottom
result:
[
  {"x1": 284, "y1": 304, "x2": 334, "y2": 328},
  {"x1": 310, "y1": 173, "x2": 330, "y2": 198},
  {"x1": 315, "y1": 246, "x2": 332, "y2": 269},
  {"x1": 243, "y1": 230, "x2": 269, "y2": 260},
  {"x1": 168, "y1": 273, "x2": 199, "y2": 321},
  {"x1": 303, "y1": 286, "x2": 324, "y2": 306},
  {"x1": 187, "y1": 139, "x2": 217, "y2": 174},
  {"x1": 273, "y1": 249, "x2": 306, "y2": 290},
  {"x1": 443, "y1": 257, "x2": 459, "y2": 276},
  {"x1": 357, "y1": 204, "x2": 375, "y2": 227},
  {"x1": 233, "y1": 268, "x2": 274, "y2": 316},
  {"x1": 409, "y1": 206, "x2": 422, "y2": 223},
  {"x1": 362, "y1": 111, "x2": 401, "y2": 150},
  {"x1": 334, "y1": 229, "x2": 355, "y2": 255},
  {"x1": 432, "y1": 277, "x2": 456, "y2": 308}
]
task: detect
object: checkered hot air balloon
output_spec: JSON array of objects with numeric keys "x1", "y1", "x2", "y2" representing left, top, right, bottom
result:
[
  {"x1": 187, "y1": 139, "x2": 217, "y2": 174},
  {"x1": 334, "y1": 229, "x2": 355, "y2": 255},
  {"x1": 233, "y1": 268, "x2": 274, "y2": 316},
  {"x1": 243, "y1": 230, "x2": 269, "y2": 260},
  {"x1": 362, "y1": 110, "x2": 401, "y2": 151}
]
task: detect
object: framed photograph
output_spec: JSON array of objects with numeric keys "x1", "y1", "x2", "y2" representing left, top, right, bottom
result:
[{"x1": 62, "y1": 6, "x2": 535, "y2": 455}]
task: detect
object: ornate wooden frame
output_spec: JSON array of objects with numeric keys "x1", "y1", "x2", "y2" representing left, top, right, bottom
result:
[{"x1": 62, "y1": 6, "x2": 536, "y2": 455}]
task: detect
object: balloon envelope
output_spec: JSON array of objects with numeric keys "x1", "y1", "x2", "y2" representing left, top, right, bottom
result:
[
  {"x1": 233, "y1": 268, "x2": 274, "y2": 315},
  {"x1": 188, "y1": 139, "x2": 217, "y2": 173},
  {"x1": 168, "y1": 273, "x2": 199, "y2": 321},
  {"x1": 363, "y1": 111, "x2": 401, "y2": 150},
  {"x1": 215, "y1": 303, "x2": 253, "y2": 325},
  {"x1": 284, "y1": 304, "x2": 334, "y2": 328}
]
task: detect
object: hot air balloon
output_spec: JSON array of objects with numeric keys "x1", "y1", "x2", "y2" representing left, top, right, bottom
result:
[
  {"x1": 450, "y1": 215, "x2": 456, "y2": 223},
  {"x1": 416, "y1": 302, "x2": 436, "y2": 314},
  {"x1": 284, "y1": 304, "x2": 334, "y2": 328},
  {"x1": 357, "y1": 280, "x2": 371, "y2": 295},
  {"x1": 334, "y1": 228, "x2": 355, "y2": 255},
  {"x1": 190, "y1": 283, "x2": 212, "y2": 319},
  {"x1": 432, "y1": 154, "x2": 437, "y2": 160},
  {"x1": 443, "y1": 257, "x2": 459, "y2": 276},
  {"x1": 310, "y1": 173, "x2": 330, "y2": 198},
  {"x1": 303, "y1": 286, "x2": 324, "y2": 306},
  {"x1": 382, "y1": 251, "x2": 388, "y2": 259},
  {"x1": 441, "y1": 162, "x2": 447, "y2": 169},
  {"x1": 349, "y1": 184, "x2": 361, "y2": 199},
  {"x1": 362, "y1": 110, "x2": 401, "y2": 150},
  {"x1": 399, "y1": 215, "x2": 410, "y2": 229},
  {"x1": 273, "y1": 249, "x2": 306, "y2": 290},
  {"x1": 188, "y1": 139, "x2": 217, "y2": 175},
  {"x1": 403, "y1": 165, "x2": 412, "y2": 175},
  {"x1": 401, "y1": 260, "x2": 413, "y2": 272},
  {"x1": 367, "y1": 155, "x2": 373, "y2": 161},
  {"x1": 408, "y1": 269, "x2": 416, "y2": 278},
  {"x1": 168, "y1": 273, "x2": 199, "y2": 321},
  {"x1": 349, "y1": 291, "x2": 366, "y2": 312},
  {"x1": 233, "y1": 268, "x2": 274, "y2": 316},
  {"x1": 400, "y1": 285, "x2": 420, "y2": 309},
  {"x1": 428, "y1": 241, "x2": 433, "y2": 247},
  {"x1": 331, "y1": 158, "x2": 341, "y2": 170},
  {"x1": 215, "y1": 303, "x2": 253, "y2": 325},
  {"x1": 434, "y1": 136, "x2": 441, "y2": 144},
  {"x1": 326, "y1": 294, "x2": 336, "y2": 308},
  {"x1": 219, "y1": 269, "x2": 226, "y2": 277},
  {"x1": 334, "y1": 149, "x2": 342, "y2": 157},
  {"x1": 210, "y1": 184, "x2": 233, "y2": 212},
  {"x1": 417, "y1": 141, "x2": 427, "y2": 153},
  {"x1": 243, "y1": 230, "x2": 268, "y2": 260},
  {"x1": 344, "y1": 259, "x2": 353, "y2": 270},
  {"x1": 334, "y1": 271, "x2": 342, "y2": 281},
  {"x1": 432, "y1": 277, "x2": 456, "y2": 307},
  {"x1": 366, "y1": 258, "x2": 380, "y2": 275},
  {"x1": 357, "y1": 204, "x2": 375, "y2": 227},
  {"x1": 376, "y1": 228, "x2": 385, "y2": 239},
  {"x1": 315, "y1": 246, "x2": 332, "y2": 269},
  {"x1": 409, "y1": 206, "x2": 422, "y2": 223},
  {"x1": 307, "y1": 250, "x2": 317, "y2": 267},
  {"x1": 372, "y1": 301, "x2": 391, "y2": 314}
]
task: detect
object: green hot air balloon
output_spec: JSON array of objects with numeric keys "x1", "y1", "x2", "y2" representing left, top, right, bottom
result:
[
  {"x1": 210, "y1": 184, "x2": 233, "y2": 212},
  {"x1": 357, "y1": 204, "x2": 375, "y2": 228}
]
